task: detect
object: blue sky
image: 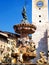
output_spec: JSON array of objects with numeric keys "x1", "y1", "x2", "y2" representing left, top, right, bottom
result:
[{"x1": 0, "y1": 0, "x2": 49, "y2": 33}]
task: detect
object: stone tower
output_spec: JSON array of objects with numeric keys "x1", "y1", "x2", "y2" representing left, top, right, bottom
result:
[{"x1": 32, "y1": 0, "x2": 48, "y2": 63}]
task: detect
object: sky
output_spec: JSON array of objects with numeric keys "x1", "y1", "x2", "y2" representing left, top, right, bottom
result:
[{"x1": 0, "y1": 0, "x2": 49, "y2": 33}]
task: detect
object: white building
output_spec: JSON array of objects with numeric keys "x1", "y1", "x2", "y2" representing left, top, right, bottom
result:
[{"x1": 32, "y1": 0, "x2": 49, "y2": 63}]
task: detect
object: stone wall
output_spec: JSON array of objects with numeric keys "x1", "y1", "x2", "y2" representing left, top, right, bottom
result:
[{"x1": 47, "y1": 28, "x2": 49, "y2": 63}]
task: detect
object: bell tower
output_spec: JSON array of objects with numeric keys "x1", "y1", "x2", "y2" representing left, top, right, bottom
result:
[{"x1": 32, "y1": 0, "x2": 48, "y2": 62}]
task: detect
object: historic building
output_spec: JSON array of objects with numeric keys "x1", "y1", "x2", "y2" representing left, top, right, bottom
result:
[
  {"x1": 0, "y1": 0, "x2": 49, "y2": 64},
  {"x1": 32, "y1": 0, "x2": 49, "y2": 63}
]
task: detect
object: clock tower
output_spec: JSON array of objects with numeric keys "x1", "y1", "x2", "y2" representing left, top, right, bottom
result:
[
  {"x1": 32, "y1": 0, "x2": 48, "y2": 25},
  {"x1": 32, "y1": 0, "x2": 48, "y2": 63}
]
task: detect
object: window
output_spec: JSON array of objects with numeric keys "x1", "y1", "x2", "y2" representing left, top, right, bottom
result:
[
  {"x1": 39, "y1": 20, "x2": 41, "y2": 22},
  {"x1": 39, "y1": 15, "x2": 41, "y2": 17},
  {"x1": 39, "y1": 8, "x2": 41, "y2": 10}
]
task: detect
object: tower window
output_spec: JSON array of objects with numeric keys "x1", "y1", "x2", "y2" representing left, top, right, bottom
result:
[
  {"x1": 39, "y1": 15, "x2": 41, "y2": 17},
  {"x1": 39, "y1": 8, "x2": 41, "y2": 10},
  {"x1": 39, "y1": 20, "x2": 41, "y2": 22}
]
